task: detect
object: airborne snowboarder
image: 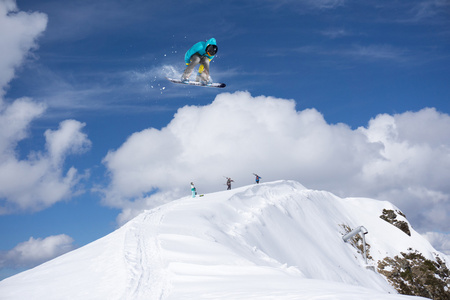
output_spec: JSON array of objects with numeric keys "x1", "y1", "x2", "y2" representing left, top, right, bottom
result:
[{"x1": 181, "y1": 38, "x2": 218, "y2": 85}]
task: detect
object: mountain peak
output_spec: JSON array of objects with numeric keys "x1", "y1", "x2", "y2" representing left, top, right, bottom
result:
[{"x1": 0, "y1": 180, "x2": 444, "y2": 299}]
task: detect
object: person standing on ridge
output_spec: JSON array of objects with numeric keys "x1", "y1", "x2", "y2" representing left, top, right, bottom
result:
[
  {"x1": 254, "y1": 173, "x2": 261, "y2": 184},
  {"x1": 181, "y1": 38, "x2": 218, "y2": 85},
  {"x1": 226, "y1": 177, "x2": 234, "y2": 190},
  {"x1": 191, "y1": 182, "x2": 197, "y2": 198}
]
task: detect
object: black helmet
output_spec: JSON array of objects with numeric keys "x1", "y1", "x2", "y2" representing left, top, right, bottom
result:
[{"x1": 206, "y1": 44, "x2": 218, "y2": 56}]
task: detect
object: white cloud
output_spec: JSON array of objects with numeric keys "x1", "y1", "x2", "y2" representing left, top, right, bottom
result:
[
  {"x1": 0, "y1": 0, "x2": 47, "y2": 97},
  {"x1": 0, "y1": 234, "x2": 75, "y2": 268},
  {"x1": 357, "y1": 108, "x2": 450, "y2": 232},
  {"x1": 102, "y1": 92, "x2": 450, "y2": 251},
  {"x1": 0, "y1": 97, "x2": 46, "y2": 154},
  {"x1": 422, "y1": 232, "x2": 450, "y2": 256},
  {"x1": 0, "y1": 108, "x2": 92, "y2": 214},
  {"x1": 410, "y1": 0, "x2": 450, "y2": 21},
  {"x1": 102, "y1": 91, "x2": 375, "y2": 206},
  {"x1": 0, "y1": 1, "x2": 91, "y2": 214},
  {"x1": 45, "y1": 119, "x2": 92, "y2": 166}
]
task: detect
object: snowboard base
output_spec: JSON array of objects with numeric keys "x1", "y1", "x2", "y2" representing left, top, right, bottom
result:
[{"x1": 167, "y1": 78, "x2": 226, "y2": 88}]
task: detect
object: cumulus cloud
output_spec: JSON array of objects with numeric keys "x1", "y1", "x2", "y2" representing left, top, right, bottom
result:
[
  {"x1": 101, "y1": 91, "x2": 450, "y2": 241},
  {"x1": 0, "y1": 1, "x2": 91, "y2": 214},
  {"x1": 0, "y1": 234, "x2": 75, "y2": 268},
  {"x1": 0, "y1": 0, "x2": 47, "y2": 97},
  {"x1": 102, "y1": 92, "x2": 376, "y2": 207},
  {"x1": 0, "y1": 97, "x2": 46, "y2": 153},
  {"x1": 0, "y1": 109, "x2": 92, "y2": 214},
  {"x1": 45, "y1": 119, "x2": 92, "y2": 166},
  {"x1": 358, "y1": 108, "x2": 450, "y2": 229}
]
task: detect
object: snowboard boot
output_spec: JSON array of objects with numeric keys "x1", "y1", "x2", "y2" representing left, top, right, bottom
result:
[
  {"x1": 181, "y1": 75, "x2": 189, "y2": 84},
  {"x1": 197, "y1": 73, "x2": 212, "y2": 86}
]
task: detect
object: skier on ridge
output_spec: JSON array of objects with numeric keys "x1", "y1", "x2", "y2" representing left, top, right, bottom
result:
[
  {"x1": 226, "y1": 177, "x2": 234, "y2": 190},
  {"x1": 254, "y1": 173, "x2": 261, "y2": 184},
  {"x1": 181, "y1": 38, "x2": 218, "y2": 85},
  {"x1": 191, "y1": 182, "x2": 197, "y2": 198}
]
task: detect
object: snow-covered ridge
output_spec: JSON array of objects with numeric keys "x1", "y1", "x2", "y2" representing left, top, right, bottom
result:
[{"x1": 0, "y1": 180, "x2": 441, "y2": 299}]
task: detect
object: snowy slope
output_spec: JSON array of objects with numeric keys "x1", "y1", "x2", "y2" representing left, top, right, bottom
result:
[{"x1": 0, "y1": 180, "x2": 441, "y2": 299}]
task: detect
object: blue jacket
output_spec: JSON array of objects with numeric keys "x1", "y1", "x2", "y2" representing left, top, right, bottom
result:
[{"x1": 184, "y1": 38, "x2": 217, "y2": 64}]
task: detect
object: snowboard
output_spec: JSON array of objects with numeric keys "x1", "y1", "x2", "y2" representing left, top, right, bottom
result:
[{"x1": 166, "y1": 77, "x2": 226, "y2": 88}]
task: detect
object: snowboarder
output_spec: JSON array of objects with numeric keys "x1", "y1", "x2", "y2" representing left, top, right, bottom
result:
[
  {"x1": 254, "y1": 174, "x2": 261, "y2": 184},
  {"x1": 191, "y1": 182, "x2": 197, "y2": 198},
  {"x1": 226, "y1": 177, "x2": 234, "y2": 190},
  {"x1": 181, "y1": 38, "x2": 218, "y2": 85}
]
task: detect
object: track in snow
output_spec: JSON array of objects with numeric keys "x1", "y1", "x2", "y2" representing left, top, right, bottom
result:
[{"x1": 122, "y1": 208, "x2": 170, "y2": 299}]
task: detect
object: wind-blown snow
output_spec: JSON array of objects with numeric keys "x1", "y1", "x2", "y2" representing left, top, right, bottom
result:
[{"x1": 0, "y1": 180, "x2": 440, "y2": 299}]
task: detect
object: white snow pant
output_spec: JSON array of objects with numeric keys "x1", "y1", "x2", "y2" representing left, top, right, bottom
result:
[{"x1": 182, "y1": 54, "x2": 210, "y2": 82}]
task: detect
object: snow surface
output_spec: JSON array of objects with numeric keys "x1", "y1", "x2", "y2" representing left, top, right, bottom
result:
[{"x1": 0, "y1": 180, "x2": 443, "y2": 299}]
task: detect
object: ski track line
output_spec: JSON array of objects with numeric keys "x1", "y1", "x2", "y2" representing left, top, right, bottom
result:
[{"x1": 122, "y1": 209, "x2": 170, "y2": 300}]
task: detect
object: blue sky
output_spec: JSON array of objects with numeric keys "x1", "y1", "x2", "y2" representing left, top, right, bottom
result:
[{"x1": 1, "y1": 0, "x2": 449, "y2": 279}]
